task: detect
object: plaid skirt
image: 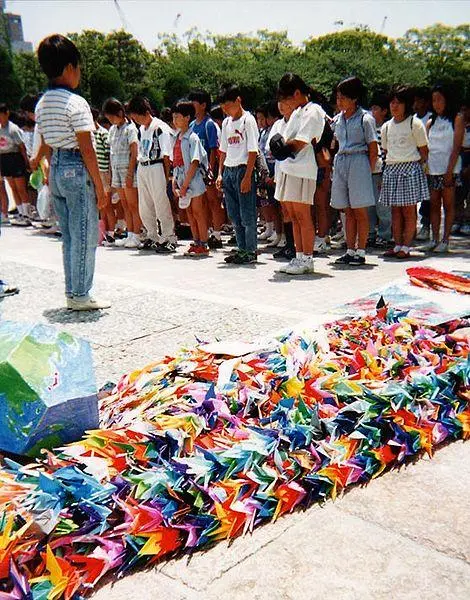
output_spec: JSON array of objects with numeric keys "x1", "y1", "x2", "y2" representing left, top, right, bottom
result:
[{"x1": 379, "y1": 161, "x2": 429, "y2": 207}]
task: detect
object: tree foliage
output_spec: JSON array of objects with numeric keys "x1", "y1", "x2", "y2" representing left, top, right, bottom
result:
[
  {"x1": 0, "y1": 46, "x2": 22, "y2": 106},
  {"x1": 3, "y1": 24, "x2": 469, "y2": 110}
]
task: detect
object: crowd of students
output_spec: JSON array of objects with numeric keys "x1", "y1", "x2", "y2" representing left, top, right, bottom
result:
[{"x1": 0, "y1": 34, "x2": 469, "y2": 307}]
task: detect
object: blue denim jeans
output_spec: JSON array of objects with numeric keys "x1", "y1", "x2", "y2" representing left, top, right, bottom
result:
[
  {"x1": 222, "y1": 165, "x2": 257, "y2": 253},
  {"x1": 49, "y1": 149, "x2": 98, "y2": 298}
]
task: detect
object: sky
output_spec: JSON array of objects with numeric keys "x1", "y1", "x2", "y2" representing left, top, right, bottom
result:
[{"x1": 6, "y1": 0, "x2": 470, "y2": 50}]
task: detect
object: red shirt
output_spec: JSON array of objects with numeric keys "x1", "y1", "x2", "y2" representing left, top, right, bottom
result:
[{"x1": 173, "y1": 137, "x2": 184, "y2": 167}]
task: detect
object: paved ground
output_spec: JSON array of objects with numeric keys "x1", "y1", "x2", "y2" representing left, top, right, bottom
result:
[{"x1": 1, "y1": 225, "x2": 469, "y2": 600}]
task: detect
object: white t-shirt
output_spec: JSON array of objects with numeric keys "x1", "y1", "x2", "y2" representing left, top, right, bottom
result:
[
  {"x1": 279, "y1": 102, "x2": 325, "y2": 180},
  {"x1": 415, "y1": 111, "x2": 432, "y2": 126},
  {"x1": 381, "y1": 116, "x2": 428, "y2": 164},
  {"x1": 137, "y1": 117, "x2": 172, "y2": 163},
  {"x1": 219, "y1": 111, "x2": 259, "y2": 167},
  {"x1": 35, "y1": 88, "x2": 94, "y2": 149},
  {"x1": 428, "y1": 116, "x2": 460, "y2": 175},
  {"x1": 0, "y1": 121, "x2": 24, "y2": 154}
]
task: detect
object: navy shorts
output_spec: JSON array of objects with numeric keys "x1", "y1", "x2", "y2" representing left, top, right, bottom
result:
[{"x1": 0, "y1": 152, "x2": 27, "y2": 178}]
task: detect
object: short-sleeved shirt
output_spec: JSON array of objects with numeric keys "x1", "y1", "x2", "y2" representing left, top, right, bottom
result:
[
  {"x1": 108, "y1": 121, "x2": 138, "y2": 168},
  {"x1": 93, "y1": 125, "x2": 110, "y2": 171},
  {"x1": 137, "y1": 117, "x2": 172, "y2": 164},
  {"x1": 333, "y1": 108, "x2": 378, "y2": 154},
  {"x1": 279, "y1": 102, "x2": 325, "y2": 180},
  {"x1": 219, "y1": 111, "x2": 259, "y2": 167},
  {"x1": 0, "y1": 121, "x2": 24, "y2": 154},
  {"x1": 381, "y1": 116, "x2": 428, "y2": 164},
  {"x1": 191, "y1": 116, "x2": 219, "y2": 153},
  {"x1": 35, "y1": 87, "x2": 94, "y2": 149}
]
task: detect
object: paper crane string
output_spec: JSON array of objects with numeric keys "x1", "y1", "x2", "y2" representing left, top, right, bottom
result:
[
  {"x1": 0, "y1": 306, "x2": 469, "y2": 598},
  {"x1": 407, "y1": 266, "x2": 470, "y2": 294}
]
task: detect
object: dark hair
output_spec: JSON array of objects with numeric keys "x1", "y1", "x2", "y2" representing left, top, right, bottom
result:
[
  {"x1": 369, "y1": 93, "x2": 389, "y2": 111},
  {"x1": 430, "y1": 84, "x2": 457, "y2": 124},
  {"x1": 97, "y1": 114, "x2": 111, "y2": 128},
  {"x1": 210, "y1": 104, "x2": 224, "y2": 122},
  {"x1": 102, "y1": 97, "x2": 125, "y2": 117},
  {"x1": 310, "y1": 89, "x2": 334, "y2": 117},
  {"x1": 90, "y1": 107, "x2": 100, "y2": 121},
  {"x1": 218, "y1": 84, "x2": 242, "y2": 104},
  {"x1": 255, "y1": 104, "x2": 268, "y2": 117},
  {"x1": 266, "y1": 100, "x2": 281, "y2": 120},
  {"x1": 23, "y1": 117, "x2": 35, "y2": 129},
  {"x1": 171, "y1": 100, "x2": 195, "y2": 120},
  {"x1": 0, "y1": 103, "x2": 9, "y2": 114},
  {"x1": 127, "y1": 96, "x2": 152, "y2": 116},
  {"x1": 19, "y1": 94, "x2": 41, "y2": 113},
  {"x1": 337, "y1": 77, "x2": 366, "y2": 105},
  {"x1": 277, "y1": 73, "x2": 312, "y2": 100},
  {"x1": 9, "y1": 111, "x2": 24, "y2": 127},
  {"x1": 37, "y1": 34, "x2": 81, "y2": 80},
  {"x1": 160, "y1": 107, "x2": 173, "y2": 125},
  {"x1": 389, "y1": 85, "x2": 415, "y2": 117},
  {"x1": 413, "y1": 86, "x2": 431, "y2": 103},
  {"x1": 188, "y1": 89, "x2": 211, "y2": 111}
]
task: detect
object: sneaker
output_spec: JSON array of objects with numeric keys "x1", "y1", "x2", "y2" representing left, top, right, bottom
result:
[
  {"x1": 450, "y1": 223, "x2": 461, "y2": 235},
  {"x1": 266, "y1": 233, "x2": 282, "y2": 247},
  {"x1": 350, "y1": 254, "x2": 366, "y2": 265},
  {"x1": 433, "y1": 241, "x2": 449, "y2": 253},
  {"x1": 383, "y1": 247, "x2": 398, "y2": 257},
  {"x1": 114, "y1": 236, "x2": 128, "y2": 247},
  {"x1": 124, "y1": 235, "x2": 140, "y2": 248},
  {"x1": 416, "y1": 225, "x2": 430, "y2": 241},
  {"x1": 139, "y1": 238, "x2": 158, "y2": 251},
  {"x1": 232, "y1": 251, "x2": 257, "y2": 264},
  {"x1": 227, "y1": 235, "x2": 237, "y2": 246},
  {"x1": 302, "y1": 255, "x2": 315, "y2": 273},
  {"x1": 155, "y1": 241, "x2": 177, "y2": 254},
  {"x1": 335, "y1": 253, "x2": 356, "y2": 265},
  {"x1": 10, "y1": 216, "x2": 30, "y2": 227},
  {"x1": 284, "y1": 257, "x2": 312, "y2": 275},
  {"x1": 258, "y1": 229, "x2": 273, "y2": 241},
  {"x1": 196, "y1": 245, "x2": 210, "y2": 256},
  {"x1": 0, "y1": 281, "x2": 19, "y2": 298},
  {"x1": 396, "y1": 250, "x2": 411, "y2": 259},
  {"x1": 277, "y1": 257, "x2": 300, "y2": 273},
  {"x1": 313, "y1": 238, "x2": 330, "y2": 255},
  {"x1": 273, "y1": 245, "x2": 295, "y2": 260},
  {"x1": 421, "y1": 239, "x2": 438, "y2": 252},
  {"x1": 29, "y1": 208, "x2": 42, "y2": 222},
  {"x1": 331, "y1": 231, "x2": 345, "y2": 242},
  {"x1": 67, "y1": 296, "x2": 111, "y2": 311},
  {"x1": 184, "y1": 243, "x2": 199, "y2": 256},
  {"x1": 207, "y1": 235, "x2": 223, "y2": 249},
  {"x1": 375, "y1": 237, "x2": 390, "y2": 249},
  {"x1": 1, "y1": 215, "x2": 10, "y2": 225},
  {"x1": 224, "y1": 250, "x2": 242, "y2": 263},
  {"x1": 460, "y1": 224, "x2": 470, "y2": 236},
  {"x1": 102, "y1": 234, "x2": 115, "y2": 247}
]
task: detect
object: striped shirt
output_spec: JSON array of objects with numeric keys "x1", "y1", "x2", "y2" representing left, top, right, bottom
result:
[
  {"x1": 108, "y1": 121, "x2": 138, "y2": 168},
  {"x1": 93, "y1": 125, "x2": 110, "y2": 171},
  {"x1": 35, "y1": 88, "x2": 94, "y2": 149}
]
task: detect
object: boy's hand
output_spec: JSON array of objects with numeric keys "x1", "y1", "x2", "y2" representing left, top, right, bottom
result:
[
  {"x1": 125, "y1": 174, "x2": 134, "y2": 188},
  {"x1": 96, "y1": 187, "x2": 107, "y2": 211},
  {"x1": 240, "y1": 175, "x2": 251, "y2": 194},
  {"x1": 30, "y1": 157, "x2": 39, "y2": 172},
  {"x1": 216, "y1": 175, "x2": 223, "y2": 192},
  {"x1": 180, "y1": 184, "x2": 188, "y2": 197},
  {"x1": 443, "y1": 171, "x2": 454, "y2": 187}
]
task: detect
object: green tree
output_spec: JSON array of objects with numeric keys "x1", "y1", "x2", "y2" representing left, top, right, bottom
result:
[
  {"x1": 12, "y1": 52, "x2": 46, "y2": 96},
  {"x1": 89, "y1": 64, "x2": 124, "y2": 108},
  {"x1": 0, "y1": 46, "x2": 22, "y2": 106}
]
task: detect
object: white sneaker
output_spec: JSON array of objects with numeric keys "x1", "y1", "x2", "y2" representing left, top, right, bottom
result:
[
  {"x1": 124, "y1": 234, "x2": 140, "y2": 248},
  {"x1": 258, "y1": 229, "x2": 274, "y2": 241},
  {"x1": 433, "y1": 241, "x2": 449, "y2": 253},
  {"x1": 302, "y1": 255, "x2": 315, "y2": 273},
  {"x1": 275, "y1": 234, "x2": 286, "y2": 248},
  {"x1": 67, "y1": 296, "x2": 111, "y2": 311},
  {"x1": 416, "y1": 225, "x2": 430, "y2": 241},
  {"x1": 277, "y1": 257, "x2": 299, "y2": 273},
  {"x1": 421, "y1": 239, "x2": 438, "y2": 252},
  {"x1": 314, "y1": 238, "x2": 330, "y2": 254},
  {"x1": 284, "y1": 257, "x2": 310, "y2": 275},
  {"x1": 114, "y1": 237, "x2": 128, "y2": 247},
  {"x1": 267, "y1": 233, "x2": 282, "y2": 247}
]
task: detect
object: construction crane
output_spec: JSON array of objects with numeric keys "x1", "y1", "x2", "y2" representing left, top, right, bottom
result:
[
  {"x1": 380, "y1": 16, "x2": 388, "y2": 34},
  {"x1": 113, "y1": 0, "x2": 129, "y2": 30}
]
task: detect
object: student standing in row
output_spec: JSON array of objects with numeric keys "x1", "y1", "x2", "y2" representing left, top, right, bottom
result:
[
  {"x1": 380, "y1": 86, "x2": 429, "y2": 259},
  {"x1": 331, "y1": 77, "x2": 378, "y2": 266},
  {"x1": 426, "y1": 85, "x2": 465, "y2": 252},
  {"x1": 217, "y1": 85, "x2": 259, "y2": 265},
  {"x1": 33, "y1": 34, "x2": 109, "y2": 310},
  {"x1": 127, "y1": 96, "x2": 176, "y2": 253},
  {"x1": 103, "y1": 98, "x2": 141, "y2": 248},
  {"x1": 270, "y1": 73, "x2": 325, "y2": 275}
]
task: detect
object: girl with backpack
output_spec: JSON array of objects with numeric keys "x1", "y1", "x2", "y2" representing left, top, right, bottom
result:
[
  {"x1": 425, "y1": 85, "x2": 465, "y2": 252},
  {"x1": 379, "y1": 86, "x2": 429, "y2": 259}
]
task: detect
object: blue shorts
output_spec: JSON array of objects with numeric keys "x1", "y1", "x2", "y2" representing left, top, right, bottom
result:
[{"x1": 331, "y1": 153, "x2": 375, "y2": 209}]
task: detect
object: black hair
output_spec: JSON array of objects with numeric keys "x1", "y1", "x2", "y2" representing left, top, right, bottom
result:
[
  {"x1": 23, "y1": 117, "x2": 35, "y2": 129},
  {"x1": 413, "y1": 86, "x2": 431, "y2": 103},
  {"x1": 9, "y1": 111, "x2": 24, "y2": 127},
  {"x1": 19, "y1": 94, "x2": 41, "y2": 113},
  {"x1": 160, "y1": 107, "x2": 173, "y2": 126},
  {"x1": 210, "y1": 105, "x2": 224, "y2": 122},
  {"x1": 37, "y1": 34, "x2": 81, "y2": 80},
  {"x1": 171, "y1": 100, "x2": 195, "y2": 120},
  {"x1": 277, "y1": 73, "x2": 312, "y2": 100},
  {"x1": 369, "y1": 93, "x2": 389, "y2": 111},
  {"x1": 0, "y1": 103, "x2": 9, "y2": 114},
  {"x1": 430, "y1": 84, "x2": 457, "y2": 125},
  {"x1": 255, "y1": 104, "x2": 268, "y2": 117},
  {"x1": 265, "y1": 100, "x2": 281, "y2": 120},
  {"x1": 218, "y1": 84, "x2": 242, "y2": 104},
  {"x1": 91, "y1": 107, "x2": 100, "y2": 121},
  {"x1": 127, "y1": 96, "x2": 153, "y2": 116},
  {"x1": 188, "y1": 89, "x2": 211, "y2": 111},
  {"x1": 336, "y1": 77, "x2": 366, "y2": 105},
  {"x1": 309, "y1": 89, "x2": 334, "y2": 117},
  {"x1": 388, "y1": 85, "x2": 415, "y2": 118},
  {"x1": 97, "y1": 114, "x2": 111, "y2": 128},
  {"x1": 102, "y1": 97, "x2": 125, "y2": 117}
]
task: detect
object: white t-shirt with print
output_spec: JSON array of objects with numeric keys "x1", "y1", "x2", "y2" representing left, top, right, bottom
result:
[
  {"x1": 279, "y1": 102, "x2": 325, "y2": 180},
  {"x1": 137, "y1": 117, "x2": 172, "y2": 163},
  {"x1": 219, "y1": 111, "x2": 259, "y2": 167},
  {"x1": 381, "y1": 116, "x2": 428, "y2": 164}
]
